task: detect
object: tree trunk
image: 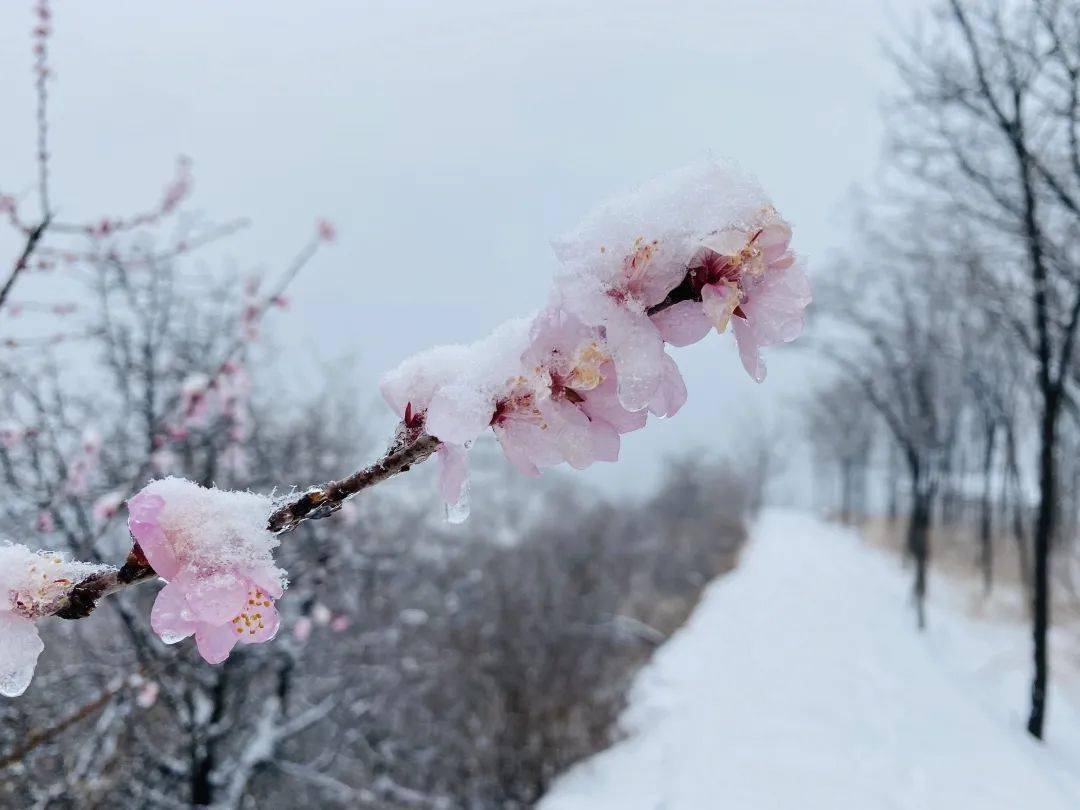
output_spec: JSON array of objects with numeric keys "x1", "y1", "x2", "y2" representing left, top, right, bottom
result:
[
  {"x1": 906, "y1": 460, "x2": 933, "y2": 631},
  {"x1": 1027, "y1": 392, "x2": 1059, "y2": 740},
  {"x1": 979, "y1": 421, "x2": 997, "y2": 595},
  {"x1": 887, "y1": 442, "x2": 899, "y2": 522},
  {"x1": 840, "y1": 458, "x2": 853, "y2": 524}
]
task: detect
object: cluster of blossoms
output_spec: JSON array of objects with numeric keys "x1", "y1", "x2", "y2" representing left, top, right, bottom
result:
[
  {"x1": 0, "y1": 544, "x2": 106, "y2": 696},
  {"x1": 381, "y1": 161, "x2": 811, "y2": 518}
]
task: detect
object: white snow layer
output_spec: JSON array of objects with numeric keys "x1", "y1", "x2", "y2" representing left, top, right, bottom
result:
[{"x1": 541, "y1": 510, "x2": 1080, "y2": 810}]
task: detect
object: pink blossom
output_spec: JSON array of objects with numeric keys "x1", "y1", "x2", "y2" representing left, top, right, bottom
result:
[
  {"x1": 330, "y1": 614, "x2": 349, "y2": 633},
  {"x1": 493, "y1": 308, "x2": 639, "y2": 476},
  {"x1": 91, "y1": 490, "x2": 126, "y2": 523},
  {"x1": 316, "y1": 218, "x2": 336, "y2": 242},
  {"x1": 730, "y1": 256, "x2": 811, "y2": 382},
  {"x1": 554, "y1": 237, "x2": 679, "y2": 411},
  {"x1": 127, "y1": 479, "x2": 286, "y2": 665},
  {"x1": 65, "y1": 429, "x2": 102, "y2": 495},
  {"x1": 0, "y1": 421, "x2": 24, "y2": 449},
  {"x1": 292, "y1": 616, "x2": 313, "y2": 643},
  {"x1": 149, "y1": 571, "x2": 281, "y2": 664},
  {"x1": 135, "y1": 680, "x2": 160, "y2": 709},
  {"x1": 650, "y1": 215, "x2": 810, "y2": 381},
  {"x1": 178, "y1": 374, "x2": 213, "y2": 428}
]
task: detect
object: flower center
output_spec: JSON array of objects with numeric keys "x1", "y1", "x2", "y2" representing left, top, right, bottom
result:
[{"x1": 231, "y1": 585, "x2": 271, "y2": 635}]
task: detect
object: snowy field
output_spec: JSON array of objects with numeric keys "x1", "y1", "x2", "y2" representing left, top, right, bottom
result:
[{"x1": 541, "y1": 511, "x2": 1080, "y2": 810}]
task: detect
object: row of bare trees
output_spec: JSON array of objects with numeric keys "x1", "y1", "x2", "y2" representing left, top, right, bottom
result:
[{"x1": 810, "y1": 0, "x2": 1080, "y2": 741}]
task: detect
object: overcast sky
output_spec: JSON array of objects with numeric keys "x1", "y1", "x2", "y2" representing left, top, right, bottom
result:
[{"x1": 0, "y1": 0, "x2": 925, "y2": 497}]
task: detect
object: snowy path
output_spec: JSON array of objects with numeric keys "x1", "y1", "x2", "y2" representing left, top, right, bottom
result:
[{"x1": 541, "y1": 510, "x2": 1080, "y2": 810}]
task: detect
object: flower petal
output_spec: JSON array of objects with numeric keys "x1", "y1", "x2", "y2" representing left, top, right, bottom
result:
[
  {"x1": 127, "y1": 492, "x2": 165, "y2": 522},
  {"x1": 701, "y1": 282, "x2": 740, "y2": 334},
  {"x1": 183, "y1": 572, "x2": 249, "y2": 626},
  {"x1": 732, "y1": 315, "x2": 767, "y2": 383},
  {"x1": 650, "y1": 300, "x2": 712, "y2": 347},
  {"x1": 150, "y1": 580, "x2": 197, "y2": 644},
  {"x1": 194, "y1": 622, "x2": 240, "y2": 665},
  {"x1": 130, "y1": 522, "x2": 180, "y2": 580}
]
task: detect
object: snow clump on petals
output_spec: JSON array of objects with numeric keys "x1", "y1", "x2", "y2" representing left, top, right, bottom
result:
[
  {"x1": 553, "y1": 161, "x2": 778, "y2": 406},
  {"x1": 127, "y1": 478, "x2": 286, "y2": 664},
  {"x1": 0, "y1": 544, "x2": 107, "y2": 696},
  {"x1": 380, "y1": 318, "x2": 533, "y2": 515}
]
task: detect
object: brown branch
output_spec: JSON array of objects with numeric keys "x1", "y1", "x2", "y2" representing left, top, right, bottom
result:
[
  {"x1": 0, "y1": 219, "x2": 50, "y2": 312},
  {"x1": 267, "y1": 428, "x2": 440, "y2": 533},
  {"x1": 46, "y1": 426, "x2": 441, "y2": 621}
]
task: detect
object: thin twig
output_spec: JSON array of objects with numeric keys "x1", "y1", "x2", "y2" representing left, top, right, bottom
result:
[{"x1": 266, "y1": 429, "x2": 440, "y2": 533}]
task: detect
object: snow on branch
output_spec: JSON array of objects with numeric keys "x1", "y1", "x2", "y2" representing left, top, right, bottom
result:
[{"x1": 1, "y1": 160, "x2": 811, "y2": 696}]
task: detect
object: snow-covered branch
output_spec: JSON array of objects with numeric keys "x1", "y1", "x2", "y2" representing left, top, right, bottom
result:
[{"x1": 2, "y1": 160, "x2": 811, "y2": 699}]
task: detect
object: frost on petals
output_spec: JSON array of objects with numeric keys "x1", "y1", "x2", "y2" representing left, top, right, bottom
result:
[
  {"x1": 127, "y1": 478, "x2": 286, "y2": 664},
  {"x1": 0, "y1": 544, "x2": 107, "y2": 696}
]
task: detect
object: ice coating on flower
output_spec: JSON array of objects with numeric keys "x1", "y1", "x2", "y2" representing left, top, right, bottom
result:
[
  {"x1": 0, "y1": 612, "x2": 41, "y2": 698},
  {"x1": 127, "y1": 478, "x2": 286, "y2": 664},
  {"x1": 0, "y1": 544, "x2": 107, "y2": 696},
  {"x1": 647, "y1": 353, "x2": 688, "y2": 418},
  {"x1": 554, "y1": 161, "x2": 776, "y2": 407},
  {"x1": 436, "y1": 443, "x2": 470, "y2": 522}
]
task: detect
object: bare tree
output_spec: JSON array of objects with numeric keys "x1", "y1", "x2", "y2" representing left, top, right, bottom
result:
[{"x1": 887, "y1": 0, "x2": 1080, "y2": 738}]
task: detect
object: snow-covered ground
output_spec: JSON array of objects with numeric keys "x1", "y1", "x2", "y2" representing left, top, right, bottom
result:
[{"x1": 541, "y1": 510, "x2": 1080, "y2": 810}]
